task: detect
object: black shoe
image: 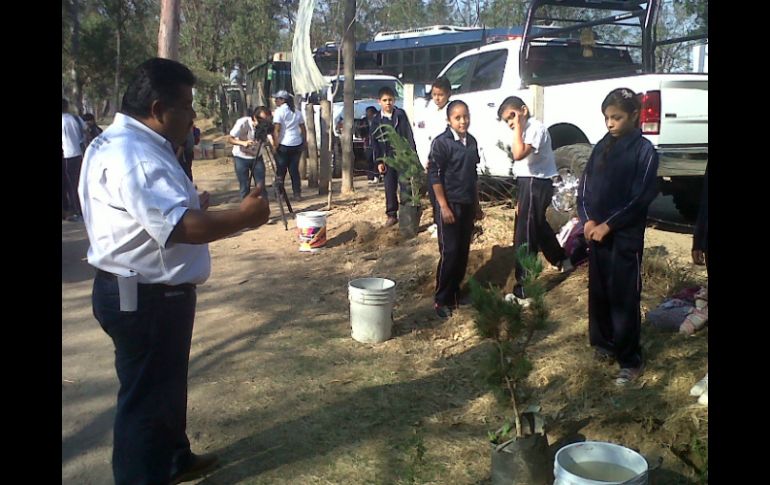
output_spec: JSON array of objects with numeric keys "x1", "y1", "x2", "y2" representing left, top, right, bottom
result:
[
  {"x1": 434, "y1": 303, "x2": 453, "y2": 319},
  {"x1": 170, "y1": 453, "x2": 219, "y2": 484},
  {"x1": 293, "y1": 194, "x2": 303, "y2": 202},
  {"x1": 384, "y1": 216, "x2": 398, "y2": 227}
]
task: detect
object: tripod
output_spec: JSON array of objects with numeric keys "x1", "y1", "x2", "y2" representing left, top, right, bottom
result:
[{"x1": 252, "y1": 139, "x2": 293, "y2": 230}]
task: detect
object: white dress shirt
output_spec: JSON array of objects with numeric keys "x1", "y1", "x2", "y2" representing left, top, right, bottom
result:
[{"x1": 79, "y1": 113, "x2": 211, "y2": 285}]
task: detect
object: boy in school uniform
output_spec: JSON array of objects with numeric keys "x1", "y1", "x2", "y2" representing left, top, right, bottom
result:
[
  {"x1": 497, "y1": 96, "x2": 572, "y2": 304},
  {"x1": 370, "y1": 86, "x2": 417, "y2": 227},
  {"x1": 414, "y1": 76, "x2": 452, "y2": 235}
]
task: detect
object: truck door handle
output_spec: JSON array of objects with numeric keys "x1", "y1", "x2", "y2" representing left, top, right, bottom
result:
[{"x1": 487, "y1": 102, "x2": 496, "y2": 107}]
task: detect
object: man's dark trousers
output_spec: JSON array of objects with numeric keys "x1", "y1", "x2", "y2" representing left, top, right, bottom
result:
[{"x1": 92, "y1": 270, "x2": 197, "y2": 485}]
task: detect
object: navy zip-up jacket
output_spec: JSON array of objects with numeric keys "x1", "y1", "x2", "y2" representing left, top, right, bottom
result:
[
  {"x1": 370, "y1": 107, "x2": 416, "y2": 164},
  {"x1": 427, "y1": 127, "x2": 480, "y2": 205},
  {"x1": 577, "y1": 128, "x2": 659, "y2": 244}
]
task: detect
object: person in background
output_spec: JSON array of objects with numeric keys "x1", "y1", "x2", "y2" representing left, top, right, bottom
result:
[
  {"x1": 62, "y1": 98, "x2": 85, "y2": 221},
  {"x1": 272, "y1": 90, "x2": 307, "y2": 202}
]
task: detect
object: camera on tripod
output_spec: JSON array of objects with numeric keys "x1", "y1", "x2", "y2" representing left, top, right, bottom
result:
[{"x1": 252, "y1": 119, "x2": 273, "y2": 144}]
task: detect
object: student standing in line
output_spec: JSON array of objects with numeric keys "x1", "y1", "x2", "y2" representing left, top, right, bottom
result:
[
  {"x1": 577, "y1": 88, "x2": 659, "y2": 386},
  {"x1": 370, "y1": 86, "x2": 417, "y2": 227},
  {"x1": 415, "y1": 76, "x2": 452, "y2": 236},
  {"x1": 497, "y1": 96, "x2": 572, "y2": 305},
  {"x1": 429, "y1": 100, "x2": 483, "y2": 318}
]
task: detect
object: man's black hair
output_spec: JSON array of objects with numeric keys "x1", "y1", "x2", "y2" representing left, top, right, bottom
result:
[{"x1": 121, "y1": 58, "x2": 196, "y2": 118}]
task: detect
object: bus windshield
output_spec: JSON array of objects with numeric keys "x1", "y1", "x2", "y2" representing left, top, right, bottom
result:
[{"x1": 329, "y1": 79, "x2": 403, "y2": 103}]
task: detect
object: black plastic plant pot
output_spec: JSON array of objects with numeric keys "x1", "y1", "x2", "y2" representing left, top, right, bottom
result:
[
  {"x1": 398, "y1": 204, "x2": 421, "y2": 238},
  {"x1": 490, "y1": 433, "x2": 552, "y2": 485}
]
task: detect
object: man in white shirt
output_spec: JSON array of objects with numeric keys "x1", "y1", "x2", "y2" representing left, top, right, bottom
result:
[
  {"x1": 62, "y1": 98, "x2": 86, "y2": 221},
  {"x1": 78, "y1": 58, "x2": 270, "y2": 485},
  {"x1": 228, "y1": 109, "x2": 264, "y2": 199}
]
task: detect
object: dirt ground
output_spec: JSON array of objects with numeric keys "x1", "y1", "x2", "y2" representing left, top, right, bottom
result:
[{"x1": 62, "y1": 150, "x2": 708, "y2": 484}]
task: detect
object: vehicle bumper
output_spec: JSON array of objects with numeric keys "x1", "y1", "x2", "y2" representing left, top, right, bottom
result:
[{"x1": 656, "y1": 146, "x2": 708, "y2": 178}]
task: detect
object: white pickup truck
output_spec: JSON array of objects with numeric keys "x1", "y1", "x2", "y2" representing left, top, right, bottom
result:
[
  {"x1": 306, "y1": 74, "x2": 404, "y2": 177},
  {"x1": 418, "y1": 0, "x2": 707, "y2": 221}
]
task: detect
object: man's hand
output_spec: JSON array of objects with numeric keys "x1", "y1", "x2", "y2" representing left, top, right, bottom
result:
[
  {"x1": 590, "y1": 222, "x2": 610, "y2": 242},
  {"x1": 240, "y1": 184, "x2": 270, "y2": 228},
  {"x1": 198, "y1": 191, "x2": 210, "y2": 211},
  {"x1": 440, "y1": 204, "x2": 456, "y2": 224},
  {"x1": 692, "y1": 249, "x2": 705, "y2": 265}
]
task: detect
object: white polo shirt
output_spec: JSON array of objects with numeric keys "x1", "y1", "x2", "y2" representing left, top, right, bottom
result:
[
  {"x1": 62, "y1": 113, "x2": 85, "y2": 158},
  {"x1": 78, "y1": 113, "x2": 211, "y2": 286},
  {"x1": 273, "y1": 104, "x2": 305, "y2": 147},
  {"x1": 414, "y1": 98, "x2": 449, "y2": 169},
  {"x1": 512, "y1": 117, "x2": 558, "y2": 179},
  {"x1": 229, "y1": 116, "x2": 258, "y2": 159}
]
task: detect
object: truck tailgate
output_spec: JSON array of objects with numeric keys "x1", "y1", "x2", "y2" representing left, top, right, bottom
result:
[{"x1": 658, "y1": 75, "x2": 708, "y2": 146}]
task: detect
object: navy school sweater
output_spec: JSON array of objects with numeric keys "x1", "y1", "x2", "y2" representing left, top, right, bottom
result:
[
  {"x1": 370, "y1": 107, "x2": 416, "y2": 164},
  {"x1": 427, "y1": 127, "x2": 480, "y2": 205},
  {"x1": 577, "y1": 128, "x2": 659, "y2": 244}
]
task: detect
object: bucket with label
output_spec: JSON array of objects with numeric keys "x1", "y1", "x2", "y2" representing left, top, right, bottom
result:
[{"x1": 296, "y1": 211, "x2": 328, "y2": 252}]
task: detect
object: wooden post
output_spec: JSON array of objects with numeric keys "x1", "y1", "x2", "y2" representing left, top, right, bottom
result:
[
  {"x1": 530, "y1": 84, "x2": 544, "y2": 122},
  {"x1": 297, "y1": 95, "x2": 307, "y2": 179},
  {"x1": 341, "y1": 0, "x2": 356, "y2": 194},
  {"x1": 305, "y1": 104, "x2": 319, "y2": 188},
  {"x1": 319, "y1": 100, "x2": 332, "y2": 195}
]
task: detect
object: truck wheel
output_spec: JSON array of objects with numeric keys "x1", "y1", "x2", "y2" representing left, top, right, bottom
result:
[
  {"x1": 546, "y1": 144, "x2": 592, "y2": 232},
  {"x1": 672, "y1": 191, "x2": 701, "y2": 222}
]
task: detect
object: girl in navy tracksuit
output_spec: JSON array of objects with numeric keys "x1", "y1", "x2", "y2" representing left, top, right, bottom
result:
[
  {"x1": 577, "y1": 88, "x2": 659, "y2": 386},
  {"x1": 428, "y1": 100, "x2": 483, "y2": 318}
]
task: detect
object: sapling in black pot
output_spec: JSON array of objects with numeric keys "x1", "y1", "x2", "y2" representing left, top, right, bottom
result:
[
  {"x1": 469, "y1": 244, "x2": 552, "y2": 484},
  {"x1": 374, "y1": 124, "x2": 425, "y2": 237}
]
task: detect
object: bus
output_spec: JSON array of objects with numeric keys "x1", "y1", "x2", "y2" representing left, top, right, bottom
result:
[
  {"x1": 245, "y1": 52, "x2": 294, "y2": 110},
  {"x1": 313, "y1": 25, "x2": 525, "y2": 94}
]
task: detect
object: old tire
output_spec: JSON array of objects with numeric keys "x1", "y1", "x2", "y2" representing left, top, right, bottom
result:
[{"x1": 546, "y1": 144, "x2": 592, "y2": 232}]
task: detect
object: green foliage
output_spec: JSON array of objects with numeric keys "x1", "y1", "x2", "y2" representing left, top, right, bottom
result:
[
  {"x1": 470, "y1": 243, "x2": 548, "y2": 439},
  {"x1": 488, "y1": 419, "x2": 517, "y2": 445},
  {"x1": 373, "y1": 124, "x2": 425, "y2": 206}
]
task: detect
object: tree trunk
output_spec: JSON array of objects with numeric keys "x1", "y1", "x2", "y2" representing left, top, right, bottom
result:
[
  {"x1": 318, "y1": 100, "x2": 332, "y2": 195},
  {"x1": 305, "y1": 104, "x2": 319, "y2": 188},
  {"x1": 158, "y1": 0, "x2": 180, "y2": 60},
  {"x1": 341, "y1": 0, "x2": 356, "y2": 193},
  {"x1": 69, "y1": 0, "x2": 83, "y2": 114},
  {"x1": 114, "y1": 4, "x2": 122, "y2": 116}
]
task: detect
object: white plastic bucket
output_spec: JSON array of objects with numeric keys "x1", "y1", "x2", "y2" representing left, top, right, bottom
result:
[
  {"x1": 348, "y1": 278, "x2": 396, "y2": 343},
  {"x1": 296, "y1": 211, "x2": 328, "y2": 252},
  {"x1": 554, "y1": 441, "x2": 648, "y2": 485}
]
